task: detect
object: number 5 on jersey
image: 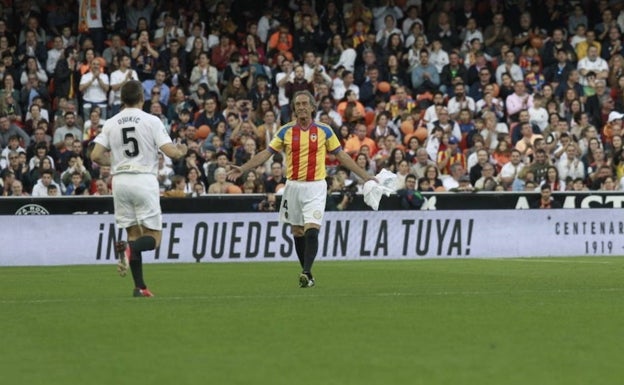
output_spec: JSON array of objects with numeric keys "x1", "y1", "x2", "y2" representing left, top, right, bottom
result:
[{"x1": 122, "y1": 127, "x2": 139, "y2": 157}]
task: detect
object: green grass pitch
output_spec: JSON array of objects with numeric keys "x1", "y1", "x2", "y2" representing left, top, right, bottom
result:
[{"x1": 1, "y1": 258, "x2": 623, "y2": 385}]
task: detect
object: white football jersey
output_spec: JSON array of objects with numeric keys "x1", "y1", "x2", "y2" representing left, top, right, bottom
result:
[{"x1": 94, "y1": 107, "x2": 172, "y2": 175}]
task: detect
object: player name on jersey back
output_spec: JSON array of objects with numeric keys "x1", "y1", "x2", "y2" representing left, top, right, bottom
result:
[{"x1": 117, "y1": 116, "x2": 142, "y2": 125}]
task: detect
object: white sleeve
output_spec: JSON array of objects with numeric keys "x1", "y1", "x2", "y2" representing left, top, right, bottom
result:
[
  {"x1": 152, "y1": 116, "x2": 173, "y2": 148},
  {"x1": 93, "y1": 129, "x2": 110, "y2": 149}
]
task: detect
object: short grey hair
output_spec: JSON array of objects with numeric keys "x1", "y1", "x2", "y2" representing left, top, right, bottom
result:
[{"x1": 291, "y1": 90, "x2": 317, "y2": 111}]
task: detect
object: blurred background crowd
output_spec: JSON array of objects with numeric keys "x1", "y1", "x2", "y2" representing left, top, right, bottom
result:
[{"x1": 0, "y1": 0, "x2": 622, "y2": 206}]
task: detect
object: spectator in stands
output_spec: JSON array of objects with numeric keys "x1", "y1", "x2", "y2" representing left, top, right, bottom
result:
[
  {"x1": 578, "y1": 45, "x2": 609, "y2": 87},
  {"x1": 447, "y1": 83, "x2": 475, "y2": 120},
  {"x1": 396, "y1": 173, "x2": 424, "y2": 210},
  {"x1": 141, "y1": 68, "x2": 169, "y2": 107},
  {"x1": 544, "y1": 49, "x2": 574, "y2": 90},
  {"x1": 17, "y1": 29, "x2": 47, "y2": 66},
  {"x1": 468, "y1": 148, "x2": 492, "y2": 186},
  {"x1": 61, "y1": 154, "x2": 91, "y2": 192},
  {"x1": 162, "y1": 174, "x2": 187, "y2": 197},
  {"x1": 531, "y1": 184, "x2": 562, "y2": 208},
  {"x1": 19, "y1": 72, "x2": 50, "y2": 115},
  {"x1": 102, "y1": 33, "x2": 129, "y2": 67},
  {"x1": 53, "y1": 46, "x2": 80, "y2": 104},
  {"x1": 53, "y1": 111, "x2": 82, "y2": 149},
  {"x1": 557, "y1": 143, "x2": 585, "y2": 182},
  {"x1": 131, "y1": 29, "x2": 158, "y2": 81},
  {"x1": 79, "y1": 58, "x2": 109, "y2": 120},
  {"x1": 440, "y1": 51, "x2": 467, "y2": 96},
  {"x1": 211, "y1": 33, "x2": 237, "y2": 73},
  {"x1": 344, "y1": 121, "x2": 377, "y2": 158},
  {"x1": 506, "y1": 82, "x2": 534, "y2": 123},
  {"x1": 0, "y1": 113, "x2": 29, "y2": 149},
  {"x1": 189, "y1": 51, "x2": 219, "y2": 97},
  {"x1": 109, "y1": 52, "x2": 139, "y2": 116},
  {"x1": 442, "y1": 162, "x2": 465, "y2": 191},
  {"x1": 410, "y1": 49, "x2": 440, "y2": 94},
  {"x1": 483, "y1": 13, "x2": 512, "y2": 58},
  {"x1": 0, "y1": 135, "x2": 25, "y2": 168},
  {"x1": 542, "y1": 28, "x2": 577, "y2": 69},
  {"x1": 499, "y1": 149, "x2": 525, "y2": 190},
  {"x1": 46, "y1": 35, "x2": 64, "y2": 76},
  {"x1": 208, "y1": 167, "x2": 237, "y2": 194},
  {"x1": 331, "y1": 70, "x2": 359, "y2": 102},
  {"x1": 153, "y1": 11, "x2": 185, "y2": 50},
  {"x1": 31, "y1": 168, "x2": 60, "y2": 197},
  {"x1": 83, "y1": 109, "x2": 105, "y2": 141},
  {"x1": 27, "y1": 141, "x2": 54, "y2": 171}
]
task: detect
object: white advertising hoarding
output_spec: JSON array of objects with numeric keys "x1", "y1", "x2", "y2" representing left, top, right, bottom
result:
[{"x1": 1, "y1": 209, "x2": 622, "y2": 266}]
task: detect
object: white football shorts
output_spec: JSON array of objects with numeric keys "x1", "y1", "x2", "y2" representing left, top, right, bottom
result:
[
  {"x1": 112, "y1": 173, "x2": 162, "y2": 230},
  {"x1": 279, "y1": 179, "x2": 327, "y2": 226}
]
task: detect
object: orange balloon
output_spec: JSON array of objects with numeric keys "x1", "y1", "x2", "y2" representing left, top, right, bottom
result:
[
  {"x1": 377, "y1": 81, "x2": 391, "y2": 93},
  {"x1": 414, "y1": 126, "x2": 428, "y2": 143},
  {"x1": 197, "y1": 125, "x2": 211, "y2": 140},
  {"x1": 226, "y1": 184, "x2": 242, "y2": 194},
  {"x1": 530, "y1": 35, "x2": 543, "y2": 50},
  {"x1": 400, "y1": 120, "x2": 414, "y2": 136}
]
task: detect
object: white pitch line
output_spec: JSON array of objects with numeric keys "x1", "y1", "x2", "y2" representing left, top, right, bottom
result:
[
  {"x1": 1, "y1": 287, "x2": 623, "y2": 305},
  {"x1": 504, "y1": 258, "x2": 614, "y2": 264}
]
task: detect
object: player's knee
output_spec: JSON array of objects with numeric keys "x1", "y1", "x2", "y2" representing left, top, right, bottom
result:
[
  {"x1": 304, "y1": 228, "x2": 319, "y2": 239},
  {"x1": 292, "y1": 226, "x2": 305, "y2": 237}
]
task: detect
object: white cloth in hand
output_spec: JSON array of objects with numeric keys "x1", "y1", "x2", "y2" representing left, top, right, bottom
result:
[{"x1": 362, "y1": 169, "x2": 398, "y2": 211}]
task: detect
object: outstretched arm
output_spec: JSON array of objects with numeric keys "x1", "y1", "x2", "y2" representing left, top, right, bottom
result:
[
  {"x1": 336, "y1": 150, "x2": 375, "y2": 182},
  {"x1": 227, "y1": 149, "x2": 273, "y2": 180}
]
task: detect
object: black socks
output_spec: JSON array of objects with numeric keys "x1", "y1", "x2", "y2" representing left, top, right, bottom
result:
[
  {"x1": 128, "y1": 236, "x2": 157, "y2": 290},
  {"x1": 294, "y1": 236, "x2": 305, "y2": 268},
  {"x1": 302, "y1": 228, "x2": 319, "y2": 277}
]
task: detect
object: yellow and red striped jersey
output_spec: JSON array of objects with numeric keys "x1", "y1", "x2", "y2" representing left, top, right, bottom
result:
[{"x1": 268, "y1": 121, "x2": 341, "y2": 181}]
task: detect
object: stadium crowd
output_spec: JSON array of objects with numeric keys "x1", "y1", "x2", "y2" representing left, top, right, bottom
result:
[{"x1": 0, "y1": 0, "x2": 623, "y2": 201}]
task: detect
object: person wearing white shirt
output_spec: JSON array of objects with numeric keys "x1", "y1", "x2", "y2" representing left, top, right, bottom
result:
[
  {"x1": 427, "y1": 107, "x2": 461, "y2": 141},
  {"x1": 577, "y1": 45, "x2": 609, "y2": 86},
  {"x1": 569, "y1": 24, "x2": 587, "y2": 49},
  {"x1": 372, "y1": 1, "x2": 403, "y2": 32},
  {"x1": 302, "y1": 51, "x2": 331, "y2": 84},
  {"x1": 495, "y1": 50, "x2": 524, "y2": 85},
  {"x1": 423, "y1": 92, "x2": 445, "y2": 126},
  {"x1": 375, "y1": 14, "x2": 402, "y2": 47},
  {"x1": 153, "y1": 13, "x2": 186, "y2": 49},
  {"x1": 499, "y1": 149, "x2": 525, "y2": 189},
  {"x1": 257, "y1": 9, "x2": 280, "y2": 44},
  {"x1": 429, "y1": 40, "x2": 449, "y2": 73},
  {"x1": 46, "y1": 36, "x2": 64, "y2": 75},
  {"x1": 476, "y1": 91, "x2": 504, "y2": 120},
  {"x1": 332, "y1": 45, "x2": 357, "y2": 72},
  {"x1": 184, "y1": 24, "x2": 209, "y2": 53},
  {"x1": 109, "y1": 52, "x2": 139, "y2": 116},
  {"x1": 528, "y1": 96, "x2": 549, "y2": 132},
  {"x1": 332, "y1": 70, "x2": 359, "y2": 101},
  {"x1": 275, "y1": 59, "x2": 294, "y2": 124},
  {"x1": 460, "y1": 18, "x2": 483, "y2": 53},
  {"x1": 446, "y1": 83, "x2": 476, "y2": 120},
  {"x1": 401, "y1": 6, "x2": 423, "y2": 37},
  {"x1": 78, "y1": 59, "x2": 110, "y2": 120},
  {"x1": 556, "y1": 143, "x2": 585, "y2": 181},
  {"x1": 617, "y1": 8, "x2": 624, "y2": 36},
  {"x1": 31, "y1": 170, "x2": 61, "y2": 197},
  {"x1": 315, "y1": 96, "x2": 342, "y2": 128}
]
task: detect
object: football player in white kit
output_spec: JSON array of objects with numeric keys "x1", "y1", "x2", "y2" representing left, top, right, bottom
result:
[{"x1": 90, "y1": 80, "x2": 187, "y2": 297}]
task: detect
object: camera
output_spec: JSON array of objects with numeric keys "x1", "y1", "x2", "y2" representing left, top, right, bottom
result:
[{"x1": 341, "y1": 181, "x2": 358, "y2": 200}]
